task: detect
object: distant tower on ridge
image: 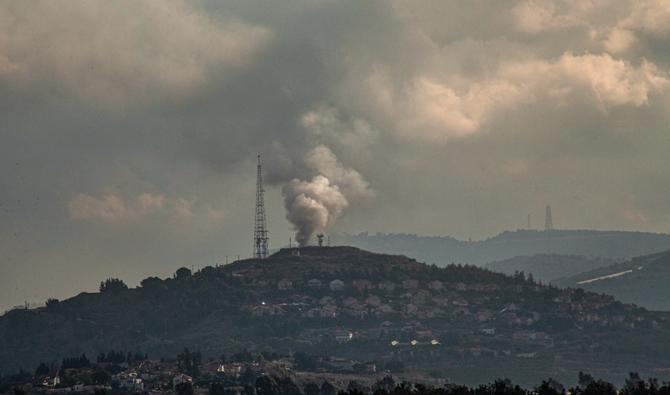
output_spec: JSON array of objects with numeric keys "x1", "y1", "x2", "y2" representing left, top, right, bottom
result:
[
  {"x1": 545, "y1": 205, "x2": 553, "y2": 231},
  {"x1": 253, "y1": 154, "x2": 269, "y2": 259}
]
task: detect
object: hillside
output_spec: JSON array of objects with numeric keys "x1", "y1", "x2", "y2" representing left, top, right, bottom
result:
[
  {"x1": 334, "y1": 230, "x2": 670, "y2": 266},
  {"x1": 555, "y1": 250, "x2": 670, "y2": 311},
  {"x1": 3, "y1": 246, "x2": 670, "y2": 385},
  {"x1": 485, "y1": 254, "x2": 617, "y2": 283}
]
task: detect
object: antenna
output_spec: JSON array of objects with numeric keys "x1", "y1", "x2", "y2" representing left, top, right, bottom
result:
[
  {"x1": 253, "y1": 154, "x2": 269, "y2": 259},
  {"x1": 317, "y1": 234, "x2": 324, "y2": 247},
  {"x1": 545, "y1": 205, "x2": 553, "y2": 231}
]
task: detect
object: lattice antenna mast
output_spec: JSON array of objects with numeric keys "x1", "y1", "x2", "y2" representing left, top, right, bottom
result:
[
  {"x1": 545, "y1": 205, "x2": 553, "y2": 231},
  {"x1": 253, "y1": 154, "x2": 269, "y2": 258}
]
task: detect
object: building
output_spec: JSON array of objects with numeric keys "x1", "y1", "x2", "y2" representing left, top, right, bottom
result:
[
  {"x1": 427, "y1": 280, "x2": 444, "y2": 291},
  {"x1": 329, "y1": 279, "x2": 345, "y2": 291},
  {"x1": 402, "y1": 279, "x2": 419, "y2": 289},
  {"x1": 307, "y1": 278, "x2": 322, "y2": 288},
  {"x1": 277, "y1": 279, "x2": 293, "y2": 290},
  {"x1": 334, "y1": 330, "x2": 353, "y2": 343},
  {"x1": 173, "y1": 374, "x2": 193, "y2": 390},
  {"x1": 112, "y1": 372, "x2": 144, "y2": 391}
]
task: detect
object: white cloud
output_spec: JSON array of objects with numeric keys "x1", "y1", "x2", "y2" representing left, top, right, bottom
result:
[
  {"x1": 601, "y1": 28, "x2": 638, "y2": 54},
  {"x1": 357, "y1": 52, "x2": 668, "y2": 143}
]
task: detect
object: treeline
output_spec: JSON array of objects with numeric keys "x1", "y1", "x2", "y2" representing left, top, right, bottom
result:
[{"x1": 231, "y1": 374, "x2": 670, "y2": 395}]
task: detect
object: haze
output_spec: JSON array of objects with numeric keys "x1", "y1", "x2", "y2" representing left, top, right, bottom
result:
[{"x1": 2, "y1": 0, "x2": 670, "y2": 310}]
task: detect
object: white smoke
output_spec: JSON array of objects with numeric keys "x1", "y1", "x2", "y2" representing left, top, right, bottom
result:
[{"x1": 283, "y1": 145, "x2": 372, "y2": 246}]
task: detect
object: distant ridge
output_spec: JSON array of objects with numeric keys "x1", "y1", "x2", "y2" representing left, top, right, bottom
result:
[
  {"x1": 334, "y1": 229, "x2": 670, "y2": 266},
  {"x1": 555, "y1": 249, "x2": 670, "y2": 310},
  {"x1": 485, "y1": 254, "x2": 617, "y2": 283}
]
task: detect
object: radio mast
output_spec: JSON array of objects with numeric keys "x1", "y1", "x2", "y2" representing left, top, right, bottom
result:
[{"x1": 253, "y1": 154, "x2": 269, "y2": 258}]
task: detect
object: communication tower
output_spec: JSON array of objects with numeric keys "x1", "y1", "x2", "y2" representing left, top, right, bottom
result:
[{"x1": 253, "y1": 155, "x2": 269, "y2": 258}]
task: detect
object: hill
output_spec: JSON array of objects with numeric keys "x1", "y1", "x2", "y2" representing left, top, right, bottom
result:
[
  {"x1": 3, "y1": 246, "x2": 670, "y2": 386},
  {"x1": 485, "y1": 254, "x2": 617, "y2": 283},
  {"x1": 333, "y1": 230, "x2": 670, "y2": 266},
  {"x1": 555, "y1": 250, "x2": 670, "y2": 311}
]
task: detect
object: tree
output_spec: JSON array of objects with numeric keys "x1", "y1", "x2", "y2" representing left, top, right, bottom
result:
[
  {"x1": 277, "y1": 377, "x2": 301, "y2": 395},
  {"x1": 347, "y1": 380, "x2": 368, "y2": 395},
  {"x1": 240, "y1": 367, "x2": 257, "y2": 386},
  {"x1": 99, "y1": 278, "x2": 128, "y2": 293},
  {"x1": 210, "y1": 382, "x2": 226, "y2": 395},
  {"x1": 304, "y1": 382, "x2": 320, "y2": 395},
  {"x1": 177, "y1": 348, "x2": 201, "y2": 378},
  {"x1": 34, "y1": 363, "x2": 50, "y2": 377},
  {"x1": 374, "y1": 376, "x2": 395, "y2": 393},
  {"x1": 45, "y1": 298, "x2": 60, "y2": 309},
  {"x1": 293, "y1": 352, "x2": 317, "y2": 371},
  {"x1": 582, "y1": 380, "x2": 617, "y2": 395},
  {"x1": 255, "y1": 376, "x2": 279, "y2": 395},
  {"x1": 536, "y1": 379, "x2": 566, "y2": 395},
  {"x1": 321, "y1": 380, "x2": 336, "y2": 395},
  {"x1": 140, "y1": 277, "x2": 162, "y2": 288},
  {"x1": 621, "y1": 373, "x2": 657, "y2": 395},
  {"x1": 61, "y1": 354, "x2": 90, "y2": 369},
  {"x1": 176, "y1": 382, "x2": 194, "y2": 395},
  {"x1": 91, "y1": 369, "x2": 111, "y2": 385},
  {"x1": 175, "y1": 267, "x2": 192, "y2": 279},
  {"x1": 578, "y1": 372, "x2": 596, "y2": 389}
]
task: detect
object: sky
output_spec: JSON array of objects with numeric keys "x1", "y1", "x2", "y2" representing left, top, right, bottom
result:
[{"x1": 1, "y1": 0, "x2": 670, "y2": 310}]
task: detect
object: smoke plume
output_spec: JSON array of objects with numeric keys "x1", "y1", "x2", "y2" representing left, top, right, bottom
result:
[{"x1": 283, "y1": 145, "x2": 372, "y2": 246}]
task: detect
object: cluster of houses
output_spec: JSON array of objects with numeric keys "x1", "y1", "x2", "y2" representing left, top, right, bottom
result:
[
  {"x1": 236, "y1": 273, "x2": 657, "y2": 364},
  {"x1": 246, "y1": 276, "x2": 549, "y2": 332}
]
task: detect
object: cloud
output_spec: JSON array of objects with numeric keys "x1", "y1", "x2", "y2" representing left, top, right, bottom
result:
[
  {"x1": 356, "y1": 52, "x2": 668, "y2": 143},
  {"x1": 0, "y1": 0, "x2": 271, "y2": 108},
  {"x1": 620, "y1": 0, "x2": 670, "y2": 37},
  {"x1": 68, "y1": 192, "x2": 223, "y2": 224},
  {"x1": 512, "y1": 0, "x2": 583, "y2": 34}
]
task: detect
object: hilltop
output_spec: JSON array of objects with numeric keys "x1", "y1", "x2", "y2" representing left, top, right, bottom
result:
[
  {"x1": 334, "y1": 230, "x2": 670, "y2": 266},
  {"x1": 555, "y1": 250, "x2": 670, "y2": 311},
  {"x1": 3, "y1": 246, "x2": 670, "y2": 385},
  {"x1": 485, "y1": 254, "x2": 617, "y2": 283}
]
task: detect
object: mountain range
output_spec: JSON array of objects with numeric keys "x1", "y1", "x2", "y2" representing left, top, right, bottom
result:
[{"x1": 334, "y1": 230, "x2": 670, "y2": 266}]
